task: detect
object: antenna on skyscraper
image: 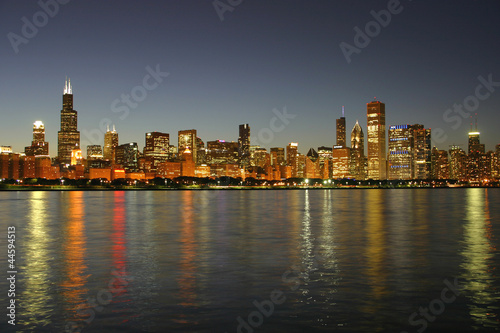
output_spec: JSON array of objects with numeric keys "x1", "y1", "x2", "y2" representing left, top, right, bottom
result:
[
  {"x1": 475, "y1": 113, "x2": 478, "y2": 131},
  {"x1": 342, "y1": 106, "x2": 345, "y2": 118}
]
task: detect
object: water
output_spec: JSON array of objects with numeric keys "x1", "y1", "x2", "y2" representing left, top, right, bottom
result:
[{"x1": 0, "y1": 188, "x2": 499, "y2": 332}]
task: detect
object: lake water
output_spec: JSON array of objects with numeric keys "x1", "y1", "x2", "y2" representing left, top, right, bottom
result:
[{"x1": 0, "y1": 189, "x2": 499, "y2": 332}]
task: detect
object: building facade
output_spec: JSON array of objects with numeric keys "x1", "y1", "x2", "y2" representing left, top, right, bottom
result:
[
  {"x1": 367, "y1": 100, "x2": 386, "y2": 179},
  {"x1": 57, "y1": 78, "x2": 80, "y2": 164}
]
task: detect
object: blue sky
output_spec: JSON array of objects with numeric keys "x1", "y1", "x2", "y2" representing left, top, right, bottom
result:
[{"x1": 1, "y1": 0, "x2": 499, "y2": 156}]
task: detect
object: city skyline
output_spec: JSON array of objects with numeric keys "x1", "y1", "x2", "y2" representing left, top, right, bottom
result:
[
  {"x1": 2, "y1": 79, "x2": 500, "y2": 160},
  {"x1": 1, "y1": 1, "x2": 499, "y2": 157}
]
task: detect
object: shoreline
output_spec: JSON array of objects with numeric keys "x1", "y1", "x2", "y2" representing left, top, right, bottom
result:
[{"x1": 1, "y1": 185, "x2": 498, "y2": 191}]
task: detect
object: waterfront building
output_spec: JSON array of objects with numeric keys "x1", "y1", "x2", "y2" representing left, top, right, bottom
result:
[
  {"x1": 238, "y1": 124, "x2": 250, "y2": 167},
  {"x1": 104, "y1": 125, "x2": 119, "y2": 162},
  {"x1": 25, "y1": 121, "x2": 49, "y2": 156},
  {"x1": 367, "y1": 100, "x2": 386, "y2": 179},
  {"x1": 57, "y1": 78, "x2": 80, "y2": 164},
  {"x1": 350, "y1": 120, "x2": 366, "y2": 180},
  {"x1": 336, "y1": 106, "x2": 346, "y2": 147},
  {"x1": 178, "y1": 129, "x2": 197, "y2": 164},
  {"x1": 144, "y1": 131, "x2": 169, "y2": 170}
]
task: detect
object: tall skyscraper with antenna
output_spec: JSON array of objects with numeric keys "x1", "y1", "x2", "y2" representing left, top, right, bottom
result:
[{"x1": 57, "y1": 78, "x2": 80, "y2": 164}]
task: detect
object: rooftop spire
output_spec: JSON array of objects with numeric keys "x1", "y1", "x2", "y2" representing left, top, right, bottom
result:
[
  {"x1": 342, "y1": 105, "x2": 345, "y2": 118},
  {"x1": 64, "y1": 77, "x2": 72, "y2": 95}
]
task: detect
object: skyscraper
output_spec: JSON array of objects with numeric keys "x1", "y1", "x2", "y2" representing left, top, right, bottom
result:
[
  {"x1": 57, "y1": 78, "x2": 80, "y2": 164},
  {"x1": 115, "y1": 142, "x2": 139, "y2": 172},
  {"x1": 178, "y1": 129, "x2": 197, "y2": 164},
  {"x1": 388, "y1": 125, "x2": 413, "y2": 180},
  {"x1": 144, "y1": 131, "x2": 170, "y2": 170},
  {"x1": 287, "y1": 142, "x2": 299, "y2": 177},
  {"x1": 238, "y1": 124, "x2": 250, "y2": 167},
  {"x1": 104, "y1": 125, "x2": 119, "y2": 162},
  {"x1": 413, "y1": 125, "x2": 431, "y2": 179},
  {"x1": 350, "y1": 120, "x2": 366, "y2": 180},
  {"x1": 87, "y1": 145, "x2": 103, "y2": 160},
  {"x1": 25, "y1": 121, "x2": 49, "y2": 156},
  {"x1": 270, "y1": 147, "x2": 285, "y2": 166},
  {"x1": 336, "y1": 106, "x2": 346, "y2": 147},
  {"x1": 468, "y1": 131, "x2": 485, "y2": 154},
  {"x1": 449, "y1": 145, "x2": 467, "y2": 180},
  {"x1": 367, "y1": 100, "x2": 386, "y2": 179}
]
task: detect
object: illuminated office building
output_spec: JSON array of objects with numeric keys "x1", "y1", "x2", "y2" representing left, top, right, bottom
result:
[
  {"x1": 86, "y1": 145, "x2": 103, "y2": 160},
  {"x1": 25, "y1": 121, "x2": 49, "y2": 156},
  {"x1": 287, "y1": 142, "x2": 299, "y2": 177},
  {"x1": 350, "y1": 120, "x2": 366, "y2": 180},
  {"x1": 468, "y1": 131, "x2": 485, "y2": 154},
  {"x1": 206, "y1": 140, "x2": 238, "y2": 164},
  {"x1": 178, "y1": 129, "x2": 197, "y2": 164},
  {"x1": 336, "y1": 106, "x2": 346, "y2": 147},
  {"x1": 58, "y1": 78, "x2": 80, "y2": 164},
  {"x1": 104, "y1": 125, "x2": 119, "y2": 162},
  {"x1": 270, "y1": 147, "x2": 285, "y2": 166},
  {"x1": 431, "y1": 147, "x2": 449, "y2": 179},
  {"x1": 388, "y1": 125, "x2": 413, "y2": 180},
  {"x1": 367, "y1": 100, "x2": 386, "y2": 179},
  {"x1": 115, "y1": 142, "x2": 139, "y2": 172},
  {"x1": 412, "y1": 125, "x2": 431, "y2": 179},
  {"x1": 449, "y1": 146, "x2": 467, "y2": 180},
  {"x1": 144, "y1": 131, "x2": 170, "y2": 170},
  {"x1": 238, "y1": 124, "x2": 250, "y2": 167}
]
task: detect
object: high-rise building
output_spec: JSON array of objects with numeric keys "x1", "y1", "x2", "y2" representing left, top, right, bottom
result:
[
  {"x1": 251, "y1": 147, "x2": 269, "y2": 169},
  {"x1": 196, "y1": 137, "x2": 206, "y2": 165},
  {"x1": 494, "y1": 144, "x2": 500, "y2": 179},
  {"x1": 336, "y1": 106, "x2": 346, "y2": 147},
  {"x1": 318, "y1": 146, "x2": 333, "y2": 179},
  {"x1": 332, "y1": 146, "x2": 351, "y2": 179},
  {"x1": 104, "y1": 125, "x2": 119, "y2": 162},
  {"x1": 388, "y1": 125, "x2": 413, "y2": 180},
  {"x1": 431, "y1": 147, "x2": 449, "y2": 179},
  {"x1": 206, "y1": 140, "x2": 238, "y2": 164},
  {"x1": 468, "y1": 131, "x2": 485, "y2": 154},
  {"x1": 115, "y1": 142, "x2": 139, "y2": 172},
  {"x1": 58, "y1": 78, "x2": 80, "y2": 164},
  {"x1": 238, "y1": 124, "x2": 250, "y2": 167},
  {"x1": 25, "y1": 121, "x2": 49, "y2": 156},
  {"x1": 287, "y1": 143, "x2": 299, "y2": 177},
  {"x1": 87, "y1": 145, "x2": 103, "y2": 160},
  {"x1": 0, "y1": 146, "x2": 12, "y2": 154},
  {"x1": 270, "y1": 147, "x2": 285, "y2": 166},
  {"x1": 413, "y1": 125, "x2": 431, "y2": 179},
  {"x1": 305, "y1": 148, "x2": 321, "y2": 178},
  {"x1": 367, "y1": 100, "x2": 386, "y2": 179},
  {"x1": 178, "y1": 129, "x2": 197, "y2": 164},
  {"x1": 144, "y1": 131, "x2": 169, "y2": 170},
  {"x1": 350, "y1": 120, "x2": 366, "y2": 180},
  {"x1": 449, "y1": 145, "x2": 467, "y2": 180}
]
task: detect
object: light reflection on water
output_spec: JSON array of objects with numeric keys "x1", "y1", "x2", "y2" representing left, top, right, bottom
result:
[
  {"x1": 461, "y1": 189, "x2": 499, "y2": 329},
  {"x1": 0, "y1": 189, "x2": 499, "y2": 332}
]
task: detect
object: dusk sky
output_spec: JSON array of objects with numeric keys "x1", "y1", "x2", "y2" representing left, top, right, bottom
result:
[{"x1": 1, "y1": 0, "x2": 500, "y2": 157}]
